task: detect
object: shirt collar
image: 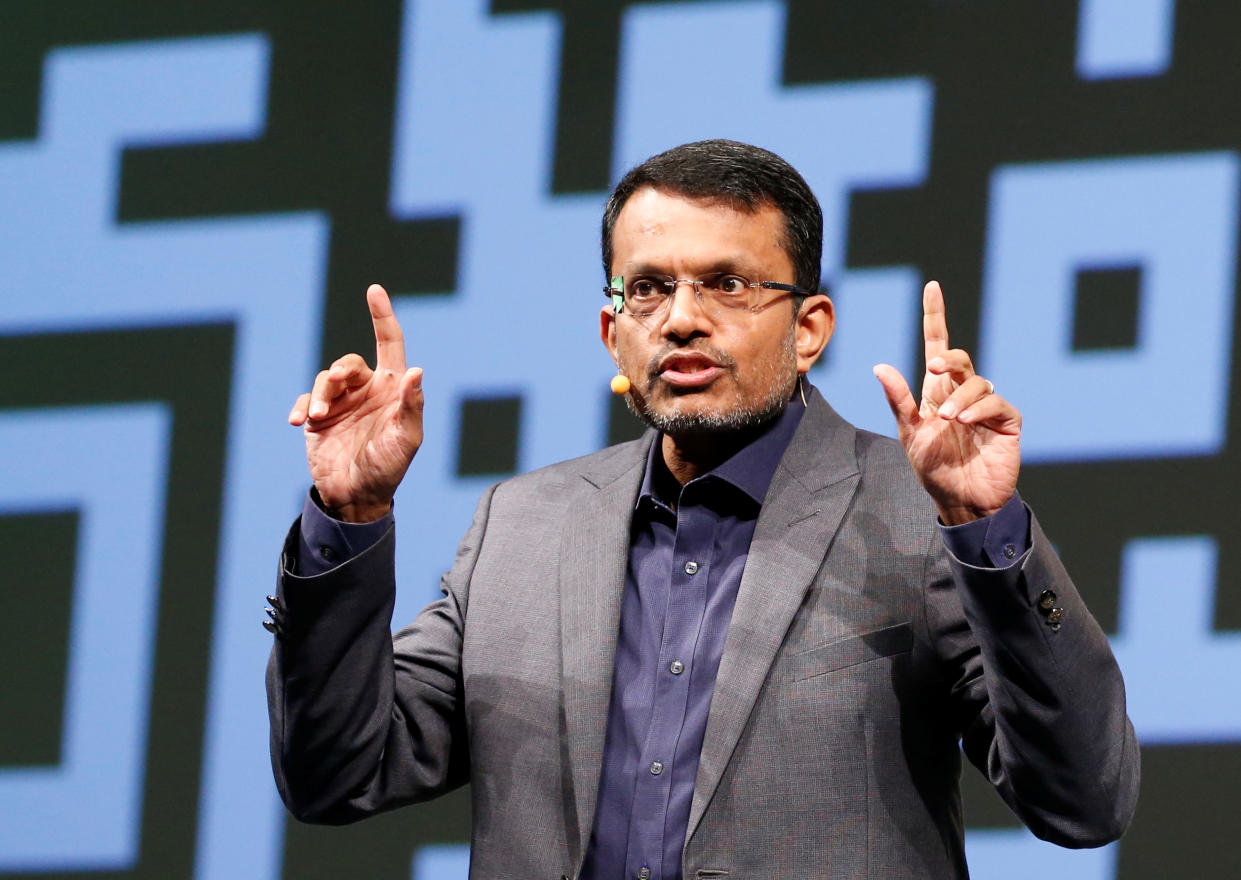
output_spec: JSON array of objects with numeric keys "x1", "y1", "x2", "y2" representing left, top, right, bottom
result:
[{"x1": 636, "y1": 381, "x2": 810, "y2": 511}]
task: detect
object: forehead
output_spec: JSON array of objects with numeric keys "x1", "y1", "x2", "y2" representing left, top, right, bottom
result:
[{"x1": 610, "y1": 187, "x2": 790, "y2": 275}]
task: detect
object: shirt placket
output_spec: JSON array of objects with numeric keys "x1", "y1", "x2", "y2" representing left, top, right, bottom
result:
[{"x1": 624, "y1": 497, "x2": 718, "y2": 880}]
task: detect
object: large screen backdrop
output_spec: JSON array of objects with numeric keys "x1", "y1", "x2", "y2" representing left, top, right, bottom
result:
[{"x1": 2, "y1": 1, "x2": 1238, "y2": 878}]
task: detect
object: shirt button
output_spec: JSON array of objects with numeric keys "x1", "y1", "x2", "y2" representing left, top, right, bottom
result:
[
  {"x1": 650, "y1": 761, "x2": 664, "y2": 775},
  {"x1": 684, "y1": 560, "x2": 699, "y2": 575},
  {"x1": 638, "y1": 868, "x2": 651, "y2": 880},
  {"x1": 319, "y1": 544, "x2": 336, "y2": 562},
  {"x1": 1003, "y1": 543, "x2": 1017, "y2": 559},
  {"x1": 669, "y1": 660, "x2": 685, "y2": 675}
]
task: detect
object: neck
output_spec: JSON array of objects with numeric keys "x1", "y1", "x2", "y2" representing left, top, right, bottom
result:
[{"x1": 660, "y1": 423, "x2": 765, "y2": 485}]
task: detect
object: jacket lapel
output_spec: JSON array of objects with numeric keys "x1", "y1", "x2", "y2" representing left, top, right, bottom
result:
[
  {"x1": 687, "y1": 396, "x2": 861, "y2": 840},
  {"x1": 559, "y1": 435, "x2": 653, "y2": 860}
]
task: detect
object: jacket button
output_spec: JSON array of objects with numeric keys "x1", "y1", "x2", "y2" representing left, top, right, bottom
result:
[
  {"x1": 1038, "y1": 590, "x2": 1057, "y2": 611},
  {"x1": 1047, "y1": 606, "x2": 1064, "y2": 625}
]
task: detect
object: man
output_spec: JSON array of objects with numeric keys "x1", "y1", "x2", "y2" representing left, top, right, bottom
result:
[{"x1": 267, "y1": 140, "x2": 1139, "y2": 879}]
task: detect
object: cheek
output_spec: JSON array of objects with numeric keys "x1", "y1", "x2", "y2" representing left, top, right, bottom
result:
[
  {"x1": 739, "y1": 327, "x2": 796, "y2": 372},
  {"x1": 613, "y1": 336, "x2": 648, "y2": 379},
  {"x1": 614, "y1": 322, "x2": 665, "y2": 366}
]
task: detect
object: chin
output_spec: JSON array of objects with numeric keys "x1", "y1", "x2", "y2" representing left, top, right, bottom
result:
[{"x1": 632, "y1": 397, "x2": 788, "y2": 437}]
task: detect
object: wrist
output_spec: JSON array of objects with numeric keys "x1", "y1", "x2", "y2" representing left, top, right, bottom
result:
[
  {"x1": 311, "y1": 486, "x2": 392, "y2": 523},
  {"x1": 935, "y1": 502, "x2": 1000, "y2": 526},
  {"x1": 331, "y1": 501, "x2": 392, "y2": 524}
]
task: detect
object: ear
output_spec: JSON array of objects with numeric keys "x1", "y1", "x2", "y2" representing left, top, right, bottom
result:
[
  {"x1": 795, "y1": 294, "x2": 834, "y2": 373},
  {"x1": 600, "y1": 305, "x2": 619, "y2": 364}
]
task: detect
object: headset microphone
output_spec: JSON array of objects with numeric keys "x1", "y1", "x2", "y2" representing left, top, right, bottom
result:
[{"x1": 610, "y1": 374, "x2": 631, "y2": 394}]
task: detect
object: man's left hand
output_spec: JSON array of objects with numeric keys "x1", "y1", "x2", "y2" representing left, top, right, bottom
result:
[{"x1": 873, "y1": 281, "x2": 1021, "y2": 526}]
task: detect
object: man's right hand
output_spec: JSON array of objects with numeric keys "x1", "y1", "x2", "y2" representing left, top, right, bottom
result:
[{"x1": 288, "y1": 284, "x2": 424, "y2": 523}]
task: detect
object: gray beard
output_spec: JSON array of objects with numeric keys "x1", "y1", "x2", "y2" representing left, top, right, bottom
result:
[{"x1": 625, "y1": 381, "x2": 793, "y2": 437}]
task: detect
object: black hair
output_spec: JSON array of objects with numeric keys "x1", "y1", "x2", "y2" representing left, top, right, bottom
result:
[{"x1": 601, "y1": 139, "x2": 824, "y2": 301}]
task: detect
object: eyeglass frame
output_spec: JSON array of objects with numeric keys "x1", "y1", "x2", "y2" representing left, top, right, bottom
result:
[{"x1": 603, "y1": 273, "x2": 819, "y2": 317}]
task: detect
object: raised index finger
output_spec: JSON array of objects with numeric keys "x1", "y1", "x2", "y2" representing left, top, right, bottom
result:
[
  {"x1": 922, "y1": 280, "x2": 950, "y2": 365},
  {"x1": 367, "y1": 283, "x2": 407, "y2": 373}
]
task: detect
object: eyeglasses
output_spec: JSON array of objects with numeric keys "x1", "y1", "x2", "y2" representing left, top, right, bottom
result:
[{"x1": 604, "y1": 273, "x2": 817, "y2": 319}]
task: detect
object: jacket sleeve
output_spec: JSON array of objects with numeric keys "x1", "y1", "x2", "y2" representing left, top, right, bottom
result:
[
  {"x1": 266, "y1": 483, "x2": 497, "y2": 824},
  {"x1": 925, "y1": 507, "x2": 1141, "y2": 847}
]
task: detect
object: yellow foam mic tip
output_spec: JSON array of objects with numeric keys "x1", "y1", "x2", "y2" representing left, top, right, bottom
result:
[{"x1": 610, "y1": 374, "x2": 631, "y2": 394}]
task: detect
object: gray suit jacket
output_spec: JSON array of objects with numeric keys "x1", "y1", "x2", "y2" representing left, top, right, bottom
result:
[{"x1": 268, "y1": 394, "x2": 1139, "y2": 879}]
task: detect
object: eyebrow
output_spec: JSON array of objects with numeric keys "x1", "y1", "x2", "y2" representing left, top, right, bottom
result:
[{"x1": 623, "y1": 257, "x2": 762, "y2": 277}]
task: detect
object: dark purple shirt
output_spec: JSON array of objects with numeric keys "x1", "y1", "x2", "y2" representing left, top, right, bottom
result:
[
  {"x1": 579, "y1": 398, "x2": 807, "y2": 880},
  {"x1": 295, "y1": 395, "x2": 1031, "y2": 880},
  {"x1": 296, "y1": 488, "x2": 393, "y2": 577}
]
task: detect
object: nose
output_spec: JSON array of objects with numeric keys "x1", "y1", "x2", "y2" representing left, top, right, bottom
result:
[{"x1": 660, "y1": 279, "x2": 712, "y2": 339}]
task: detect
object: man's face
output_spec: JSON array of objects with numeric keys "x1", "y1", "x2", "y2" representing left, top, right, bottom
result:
[{"x1": 601, "y1": 187, "x2": 803, "y2": 436}]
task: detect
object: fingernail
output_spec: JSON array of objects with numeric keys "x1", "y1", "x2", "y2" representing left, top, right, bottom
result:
[
  {"x1": 939, "y1": 402, "x2": 957, "y2": 419},
  {"x1": 958, "y1": 409, "x2": 973, "y2": 422},
  {"x1": 310, "y1": 401, "x2": 326, "y2": 418},
  {"x1": 929, "y1": 357, "x2": 945, "y2": 370}
]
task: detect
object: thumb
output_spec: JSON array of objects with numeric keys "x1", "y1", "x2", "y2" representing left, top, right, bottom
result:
[
  {"x1": 396, "y1": 366, "x2": 425, "y2": 436},
  {"x1": 873, "y1": 364, "x2": 919, "y2": 434}
]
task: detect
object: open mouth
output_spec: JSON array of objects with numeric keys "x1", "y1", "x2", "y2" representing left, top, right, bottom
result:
[{"x1": 658, "y1": 353, "x2": 724, "y2": 388}]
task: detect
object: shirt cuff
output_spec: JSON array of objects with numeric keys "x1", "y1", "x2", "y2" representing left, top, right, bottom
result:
[
  {"x1": 296, "y1": 488, "x2": 393, "y2": 577},
  {"x1": 938, "y1": 491, "x2": 1031, "y2": 569}
]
